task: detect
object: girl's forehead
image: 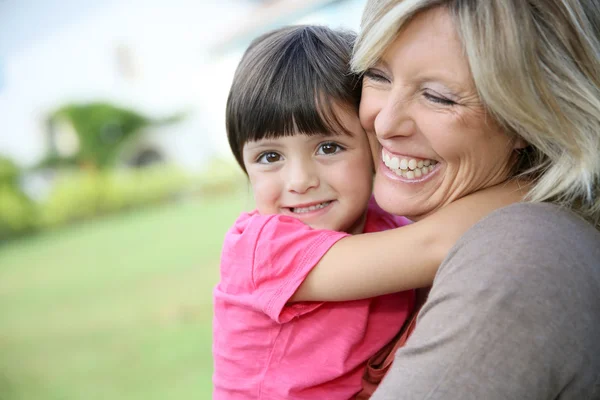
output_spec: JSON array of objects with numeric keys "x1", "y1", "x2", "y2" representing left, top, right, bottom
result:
[{"x1": 241, "y1": 102, "x2": 358, "y2": 147}]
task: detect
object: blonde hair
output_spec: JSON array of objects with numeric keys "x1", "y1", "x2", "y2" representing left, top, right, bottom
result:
[{"x1": 352, "y1": 0, "x2": 600, "y2": 228}]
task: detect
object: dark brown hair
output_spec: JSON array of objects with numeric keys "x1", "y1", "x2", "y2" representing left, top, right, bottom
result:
[{"x1": 226, "y1": 25, "x2": 361, "y2": 172}]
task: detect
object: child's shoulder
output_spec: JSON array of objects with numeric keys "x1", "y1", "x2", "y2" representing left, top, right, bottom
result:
[
  {"x1": 364, "y1": 197, "x2": 412, "y2": 233},
  {"x1": 223, "y1": 210, "x2": 347, "y2": 272},
  {"x1": 226, "y1": 210, "x2": 341, "y2": 249},
  {"x1": 230, "y1": 210, "x2": 310, "y2": 236}
]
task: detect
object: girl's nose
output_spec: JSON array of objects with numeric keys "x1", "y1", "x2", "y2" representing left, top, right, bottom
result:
[{"x1": 286, "y1": 159, "x2": 319, "y2": 194}]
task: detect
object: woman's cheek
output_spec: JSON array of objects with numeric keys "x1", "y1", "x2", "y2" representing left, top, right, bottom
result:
[{"x1": 359, "y1": 88, "x2": 379, "y2": 129}]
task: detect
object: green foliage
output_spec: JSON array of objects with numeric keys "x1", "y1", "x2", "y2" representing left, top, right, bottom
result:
[
  {"x1": 51, "y1": 103, "x2": 153, "y2": 169},
  {"x1": 0, "y1": 155, "x2": 20, "y2": 185},
  {"x1": 0, "y1": 184, "x2": 37, "y2": 240},
  {"x1": 34, "y1": 153, "x2": 79, "y2": 170},
  {"x1": 48, "y1": 102, "x2": 185, "y2": 170},
  {"x1": 0, "y1": 155, "x2": 245, "y2": 241},
  {"x1": 0, "y1": 156, "x2": 36, "y2": 240},
  {"x1": 194, "y1": 157, "x2": 246, "y2": 195},
  {"x1": 39, "y1": 166, "x2": 191, "y2": 229}
]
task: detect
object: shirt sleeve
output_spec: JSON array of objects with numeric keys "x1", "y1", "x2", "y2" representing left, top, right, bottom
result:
[
  {"x1": 250, "y1": 214, "x2": 348, "y2": 324},
  {"x1": 372, "y1": 203, "x2": 600, "y2": 400}
]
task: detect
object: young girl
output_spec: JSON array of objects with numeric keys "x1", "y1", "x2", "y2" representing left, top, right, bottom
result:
[{"x1": 213, "y1": 25, "x2": 511, "y2": 399}]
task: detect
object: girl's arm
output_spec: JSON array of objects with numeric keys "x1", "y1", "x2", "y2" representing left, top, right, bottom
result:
[{"x1": 289, "y1": 180, "x2": 529, "y2": 302}]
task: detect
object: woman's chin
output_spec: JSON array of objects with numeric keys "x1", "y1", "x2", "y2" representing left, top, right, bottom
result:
[{"x1": 373, "y1": 174, "x2": 432, "y2": 219}]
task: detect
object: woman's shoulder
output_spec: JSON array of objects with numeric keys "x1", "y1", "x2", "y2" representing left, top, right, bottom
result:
[
  {"x1": 389, "y1": 202, "x2": 600, "y2": 399},
  {"x1": 458, "y1": 201, "x2": 600, "y2": 257},
  {"x1": 440, "y1": 201, "x2": 600, "y2": 305},
  {"x1": 474, "y1": 201, "x2": 596, "y2": 228}
]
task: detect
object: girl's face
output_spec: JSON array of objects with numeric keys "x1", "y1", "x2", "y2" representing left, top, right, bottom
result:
[
  {"x1": 242, "y1": 104, "x2": 373, "y2": 234},
  {"x1": 360, "y1": 6, "x2": 524, "y2": 220}
]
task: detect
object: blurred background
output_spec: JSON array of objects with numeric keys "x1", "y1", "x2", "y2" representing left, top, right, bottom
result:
[{"x1": 0, "y1": 0, "x2": 367, "y2": 398}]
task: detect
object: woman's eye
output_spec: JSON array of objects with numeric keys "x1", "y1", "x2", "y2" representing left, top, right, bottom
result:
[
  {"x1": 364, "y1": 69, "x2": 390, "y2": 83},
  {"x1": 317, "y1": 142, "x2": 343, "y2": 155},
  {"x1": 257, "y1": 152, "x2": 282, "y2": 164},
  {"x1": 423, "y1": 92, "x2": 456, "y2": 106}
]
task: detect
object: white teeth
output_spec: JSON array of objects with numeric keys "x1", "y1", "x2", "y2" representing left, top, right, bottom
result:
[
  {"x1": 292, "y1": 201, "x2": 331, "y2": 214},
  {"x1": 381, "y1": 150, "x2": 438, "y2": 180}
]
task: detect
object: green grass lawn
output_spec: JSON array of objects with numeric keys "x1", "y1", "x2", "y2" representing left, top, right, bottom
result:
[{"x1": 0, "y1": 193, "x2": 251, "y2": 400}]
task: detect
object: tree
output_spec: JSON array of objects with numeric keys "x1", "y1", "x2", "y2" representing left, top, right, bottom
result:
[{"x1": 42, "y1": 102, "x2": 184, "y2": 170}]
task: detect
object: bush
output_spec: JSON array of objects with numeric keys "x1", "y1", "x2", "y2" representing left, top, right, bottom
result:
[
  {"x1": 194, "y1": 158, "x2": 246, "y2": 196},
  {"x1": 39, "y1": 166, "x2": 191, "y2": 228},
  {"x1": 0, "y1": 185, "x2": 37, "y2": 240},
  {"x1": 0, "y1": 156, "x2": 37, "y2": 240},
  {"x1": 1, "y1": 157, "x2": 243, "y2": 241},
  {"x1": 0, "y1": 156, "x2": 19, "y2": 185}
]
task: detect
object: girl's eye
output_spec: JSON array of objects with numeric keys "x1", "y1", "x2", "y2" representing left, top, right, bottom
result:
[
  {"x1": 317, "y1": 142, "x2": 343, "y2": 156},
  {"x1": 363, "y1": 69, "x2": 390, "y2": 84},
  {"x1": 423, "y1": 91, "x2": 456, "y2": 106},
  {"x1": 257, "y1": 151, "x2": 282, "y2": 164}
]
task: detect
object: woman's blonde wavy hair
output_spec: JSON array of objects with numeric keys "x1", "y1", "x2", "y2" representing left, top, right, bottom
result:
[{"x1": 352, "y1": 0, "x2": 600, "y2": 228}]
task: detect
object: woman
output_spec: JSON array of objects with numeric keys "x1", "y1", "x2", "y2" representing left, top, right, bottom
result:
[{"x1": 352, "y1": 0, "x2": 600, "y2": 398}]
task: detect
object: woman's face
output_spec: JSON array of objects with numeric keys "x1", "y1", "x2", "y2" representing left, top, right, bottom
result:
[{"x1": 360, "y1": 6, "x2": 523, "y2": 220}]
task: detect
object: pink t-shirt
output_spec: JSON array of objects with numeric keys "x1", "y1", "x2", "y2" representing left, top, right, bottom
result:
[{"x1": 213, "y1": 201, "x2": 414, "y2": 399}]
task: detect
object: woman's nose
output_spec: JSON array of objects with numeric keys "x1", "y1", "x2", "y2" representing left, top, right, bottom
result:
[
  {"x1": 374, "y1": 92, "x2": 416, "y2": 141},
  {"x1": 286, "y1": 159, "x2": 319, "y2": 194}
]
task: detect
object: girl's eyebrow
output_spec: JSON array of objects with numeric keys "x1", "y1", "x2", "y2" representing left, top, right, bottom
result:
[
  {"x1": 243, "y1": 140, "x2": 282, "y2": 152},
  {"x1": 309, "y1": 131, "x2": 341, "y2": 139},
  {"x1": 246, "y1": 136, "x2": 286, "y2": 146}
]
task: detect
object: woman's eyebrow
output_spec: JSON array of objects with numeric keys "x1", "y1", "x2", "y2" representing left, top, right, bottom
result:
[
  {"x1": 370, "y1": 58, "x2": 390, "y2": 71},
  {"x1": 415, "y1": 77, "x2": 468, "y2": 92}
]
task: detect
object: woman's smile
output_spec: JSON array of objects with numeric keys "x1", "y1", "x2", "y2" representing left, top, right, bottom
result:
[{"x1": 380, "y1": 148, "x2": 439, "y2": 181}]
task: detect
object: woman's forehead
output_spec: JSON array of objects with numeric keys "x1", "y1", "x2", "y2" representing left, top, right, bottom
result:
[
  {"x1": 378, "y1": 7, "x2": 474, "y2": 89},
  {"x1": 382, "y1": 7, "x2": 458, "y2": 62}
]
